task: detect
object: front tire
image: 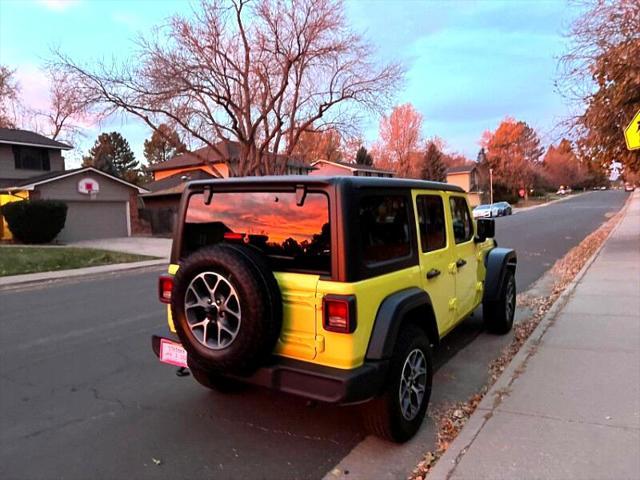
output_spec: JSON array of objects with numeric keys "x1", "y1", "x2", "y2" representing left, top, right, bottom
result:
[
  {"x1": 483, "y1": 269, "x2": 516, "y2": 334},
  {"x1": 362, "y1": 325, "x2": 433, "y2": 443}
]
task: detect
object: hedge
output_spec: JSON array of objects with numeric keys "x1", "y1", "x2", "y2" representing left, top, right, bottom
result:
[{"x1": 1, "y1": 200, "x2": 68, "y2": 244}]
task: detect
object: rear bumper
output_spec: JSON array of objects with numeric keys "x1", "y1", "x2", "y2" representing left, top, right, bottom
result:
[{"x1": 151, "y1": 334, "x2": 388, "y2": 405}]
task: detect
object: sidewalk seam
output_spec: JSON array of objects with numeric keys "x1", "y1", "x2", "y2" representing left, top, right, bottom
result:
[{"x1": 487, "y1": 408, "x2": 640, "y2": 432}]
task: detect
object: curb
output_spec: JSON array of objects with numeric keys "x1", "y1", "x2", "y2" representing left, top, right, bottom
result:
[
  {"x1": 0, "y1": 259, "x2": 168, "y2": 291},
  {"x1": 426, "y1": 193, "x2": 633, "y2": 480},
  {"x1": 511, "y1": 191, "x2": 584, "y2": 214}
]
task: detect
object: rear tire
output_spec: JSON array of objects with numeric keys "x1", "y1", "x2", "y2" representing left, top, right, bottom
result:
[
  {"x1": 171, "y1": 244, "x2": 282, "y2": 375},
  {"x1": 362, "y1": 325, "x2": 433, "y2": 443},
  {"x1": 483, "y1": 269, "x2": 516, "y2": 334}
]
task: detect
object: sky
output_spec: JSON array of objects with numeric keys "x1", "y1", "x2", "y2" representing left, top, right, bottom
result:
[{"x1": 0, "y1": 0, "x2": 583, "y2": 168}]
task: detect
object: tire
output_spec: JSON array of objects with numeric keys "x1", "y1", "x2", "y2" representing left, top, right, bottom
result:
[
  {"x1": 221, "y1": 243, "x2": 283, "y2": 357},
  {"x1": 188, "y1": 363, "x2": 244, "y2": 393},
  {"x1": 171, "y1": 244, "x2": 282, "y2": 374},
  {"x1": 362, "y1": 325, "x2": 433, "y2": 443},
  {"x1": 483, "y1": 269, "x2": 516, "y2": 334}
]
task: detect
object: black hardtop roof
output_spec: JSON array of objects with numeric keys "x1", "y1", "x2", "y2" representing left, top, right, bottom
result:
[{"x1": 186, "y1": 175, "x2": 465, "y2": 193}]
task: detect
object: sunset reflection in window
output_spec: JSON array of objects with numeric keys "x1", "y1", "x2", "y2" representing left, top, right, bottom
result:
[{"x1": 186, "y1": 191, "x2": 331, "y2": 274}]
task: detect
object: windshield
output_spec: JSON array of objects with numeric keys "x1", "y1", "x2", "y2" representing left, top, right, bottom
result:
[{"x1": 185, "y1": 190, "x2": 331, "y2": 275}]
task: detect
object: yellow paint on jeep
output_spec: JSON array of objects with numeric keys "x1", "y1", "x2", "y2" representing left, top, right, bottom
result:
[
  {"x1": 314, "y1": 266, "x2": 423, "y2": 369},
  {"x1": 164, "y1": 192, "x2": 495, "y2": 371},
  {"x1": 167, "y1": 263, "x2": 179, "y2": 333},
  {"x1": 166, "y1": 262, "x2": 422, "y2": 370},
  {"x1": 273, "y1": 272, "x2": 321, "y2": 361}
]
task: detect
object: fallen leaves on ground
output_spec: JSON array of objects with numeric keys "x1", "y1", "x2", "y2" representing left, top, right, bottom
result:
[{"x1": 409, "y1": 207, "x2": 625, "y2": 479}]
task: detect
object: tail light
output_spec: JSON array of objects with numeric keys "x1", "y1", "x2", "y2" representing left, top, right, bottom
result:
[
  {"x1": 158, "y1": 274, "x2": 174, "y2": 304},
  {"x1": 323, "y1": 295, "x2": 357, "y2": 333},
  {"x1": 223, "y1": 232, "x2": 245, "y2": 241}
]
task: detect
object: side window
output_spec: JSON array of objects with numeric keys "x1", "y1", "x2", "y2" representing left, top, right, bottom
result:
[
  {"x1": 449, "y1": 196, "x2": 473, "y2": 243},
  {"x1": 417, "y1": 195, "x2": 447, "y2": 252},
  {"x1": 359, "y1": 195, "x2": 411, "y2": 264}
]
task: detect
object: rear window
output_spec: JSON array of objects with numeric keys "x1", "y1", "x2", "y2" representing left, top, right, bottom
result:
[{"x1": 185, "y1": 191, "x2": 331, "y2": 275}]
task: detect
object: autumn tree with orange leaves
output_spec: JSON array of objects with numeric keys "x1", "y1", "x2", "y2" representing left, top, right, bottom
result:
[
  {"x1": 559, "y1": 0, "x2": 640, "y2": 173},
  {"x1": 543, "y1": 139, "x2": 587, "y2": 189},
  {"x1": 290, "y1": 128, "x2": 344, "y2": 163},
  {"x1": 481, "y1": 118, "x2": 544, "y2": 199},
  {"x1": 375, "y1": 103, "x2": 423, "y2": 177}
]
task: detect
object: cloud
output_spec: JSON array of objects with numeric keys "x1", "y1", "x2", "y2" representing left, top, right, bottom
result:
[
  {"x1": 37, "y1": 0, "x2": 81, "y2": 12},
  {"x1": 14, "y1": 64, "x2": 50, "y2": 112}
]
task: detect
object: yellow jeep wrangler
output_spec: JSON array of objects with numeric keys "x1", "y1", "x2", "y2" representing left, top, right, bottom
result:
[{"x1": 153, "y1": 176, "x2": 516, "y2": 442}]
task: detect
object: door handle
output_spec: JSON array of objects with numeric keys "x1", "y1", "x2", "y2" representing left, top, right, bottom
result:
[
  {"x1": 456, "y1": 259, "x2": 467, "y2": 268},
  {"x1": 426, "y1": 268, "x2": 441, "y2": 279}
]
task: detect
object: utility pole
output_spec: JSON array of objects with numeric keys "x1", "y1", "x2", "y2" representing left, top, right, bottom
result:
[{"x1": 489, "y1": 168, "x2": 494, "y2": 205}]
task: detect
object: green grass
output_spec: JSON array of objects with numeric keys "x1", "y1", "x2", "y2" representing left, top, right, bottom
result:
[{"x1": 0, "y1": 246, "x2": 157, "y2": 277}]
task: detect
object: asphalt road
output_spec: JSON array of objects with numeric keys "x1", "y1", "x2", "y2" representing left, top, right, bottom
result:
[
  {"x1": 0, "y1": 190, "x2": 627, "y2": 480},
  {"x1": 498, "y1": 191, "x2": 628, "y2": 292}
]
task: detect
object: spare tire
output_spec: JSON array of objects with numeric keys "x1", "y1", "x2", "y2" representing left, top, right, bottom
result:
[{"x1": 171, "y1": 244, "x2": 282, "y2": 374}]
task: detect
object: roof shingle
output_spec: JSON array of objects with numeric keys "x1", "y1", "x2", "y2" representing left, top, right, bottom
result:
[{"x1": 0, "y1": 128, "x2": 72, "y2": 150}]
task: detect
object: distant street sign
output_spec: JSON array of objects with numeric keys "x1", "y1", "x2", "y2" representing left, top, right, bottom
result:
[
  {"x1": 609, "y1": 161, "x2": 622, "y2": 181},
  {"x1": 624, "y1": 110, "x2": 640, "y2": 150}
]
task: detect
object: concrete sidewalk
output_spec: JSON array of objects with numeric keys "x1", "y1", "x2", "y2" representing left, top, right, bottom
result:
[{"x1": 429, "y1": 192, "x2": 640, "y2": 480}]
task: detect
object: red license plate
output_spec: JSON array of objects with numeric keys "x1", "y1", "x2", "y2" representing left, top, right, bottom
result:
[{"x1": 159, "y1": 338, "x2": 188, "y2": 368}]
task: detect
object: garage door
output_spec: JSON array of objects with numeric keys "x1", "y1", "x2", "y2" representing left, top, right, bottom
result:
[{"x1": 57, "y1": 201, "x2": 128, "y2": 242}]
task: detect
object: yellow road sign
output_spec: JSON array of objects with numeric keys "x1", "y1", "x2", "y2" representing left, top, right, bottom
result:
[{"x1": 624, "y1": 110, "x2": 640, "y2": 150}]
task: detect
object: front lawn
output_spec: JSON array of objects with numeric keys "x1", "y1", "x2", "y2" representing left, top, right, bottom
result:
[{"x1": 0, "y1": 246, "x2": 157, "y2": 277}]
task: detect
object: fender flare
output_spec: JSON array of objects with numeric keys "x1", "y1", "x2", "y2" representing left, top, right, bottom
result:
[
  {"x1": 483, "y1": 247, "x2": 517, "y2": 302},
  {"x1": 365, "y1": 287, "x2": 438, "y2": 360}
]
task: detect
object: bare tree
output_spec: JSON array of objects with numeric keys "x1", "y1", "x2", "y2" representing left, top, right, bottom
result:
[
  {"x1": 54, "y1": 0, "x2": 403, "y2": 176},
  {"x1": 0, "y1": 65, "x2": 20, "y2": 128},
  {"x1": 35, "y1": 67, "x2": 95, "y2": 143}
]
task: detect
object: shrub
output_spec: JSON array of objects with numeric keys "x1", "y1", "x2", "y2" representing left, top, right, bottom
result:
[{"x1": 1, "y1": 200, "x2": 68, "y2": 244}]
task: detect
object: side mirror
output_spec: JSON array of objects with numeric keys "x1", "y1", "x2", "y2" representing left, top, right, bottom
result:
[{"x1": 475, "y1": 218, "x2": 495, "y2": 242}]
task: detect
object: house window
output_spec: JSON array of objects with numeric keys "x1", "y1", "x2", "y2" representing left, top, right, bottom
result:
[
  {"x1": 13, "y1": 146, "x2": 51, "y2": 171},
  {"x1": 469, "y1": 170, "x2": 479, "y2": 192}
]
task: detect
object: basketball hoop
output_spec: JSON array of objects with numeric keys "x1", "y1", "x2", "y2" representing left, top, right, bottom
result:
[{"x1": 78, "y1": 177, "x2": 100, "y2": 199}]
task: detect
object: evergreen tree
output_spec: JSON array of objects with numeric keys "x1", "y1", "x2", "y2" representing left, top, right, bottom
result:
[
  {"x1": 355, "y1": 145, "x2": 373, "y2": 166},
  {"x1": 143, "y1": 124, "x2": 186, "y2": 165},
  {"x1": 419, "y1": 142, "x2": 447, "y2": 182},
  {"x1": 83, "y1": 132, "x2": 139, "y2": 179}
]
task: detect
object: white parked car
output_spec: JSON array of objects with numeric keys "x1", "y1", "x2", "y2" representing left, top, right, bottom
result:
[{"x1": 473, "y1": 204, "x2": 493, "y2": 219}]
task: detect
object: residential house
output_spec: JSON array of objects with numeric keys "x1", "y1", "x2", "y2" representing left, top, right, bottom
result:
[
  {"x1": 309, "y1": 159, "x2": 395, "y2": 177},
  {"x1": 446, "y1": 164, "x2": 482, "y2": 207},
  {"x1": 0, "y1": 128, "x2": 148, "y2": 241},
  {"x1": 146, "y1": 140, "x2": 314, "y2": 182},
  {"x1": 141, "y1": 140, "x2": 315, "y2": 235}
]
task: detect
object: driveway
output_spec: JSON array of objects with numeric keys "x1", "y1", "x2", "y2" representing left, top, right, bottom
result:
[{"x1": 68, "y1": 237, "x2": 171, "y2": 260}]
